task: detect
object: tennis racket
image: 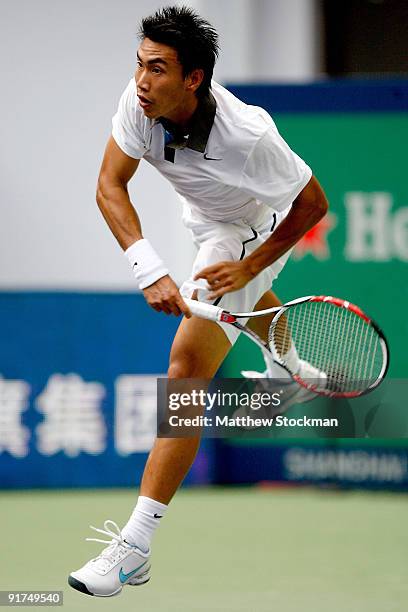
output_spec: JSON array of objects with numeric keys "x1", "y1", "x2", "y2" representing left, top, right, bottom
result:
[{"x1": 184, "y1": 296, "x2": 389, "y2": 398}]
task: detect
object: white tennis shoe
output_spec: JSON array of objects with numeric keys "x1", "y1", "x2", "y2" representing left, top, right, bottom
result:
[
  {"x1": 68, "y1": 520, "x2": 151, "y2": 597},
  {"x1": 241, "y1": 359, "x2": 328, "y2": 417}
]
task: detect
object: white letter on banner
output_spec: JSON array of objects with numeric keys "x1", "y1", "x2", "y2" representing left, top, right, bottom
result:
[
  {"x1": 115, "y1": 375, "x2": 159, "y2": 455},
  {"x1": 393, "y1": 207, "x2": 408, "y2": 261},
  {"x1": 35, "y1": 374, "x2": 106, "y2": 457},
  {"x1": 344, "y1": 192, "x2": 391, "y2": 261},
  {"x1": 0, "y1": 376, "x2": 30, "y2": 457}
]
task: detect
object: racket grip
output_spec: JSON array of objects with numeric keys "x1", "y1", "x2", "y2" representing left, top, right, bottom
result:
[{"x1": 183, "y1": 298, "x2": 223, "y2": 322}]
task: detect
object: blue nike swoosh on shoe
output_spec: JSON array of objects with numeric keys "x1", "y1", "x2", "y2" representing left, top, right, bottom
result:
[{"x1": 119, "y1": 560, "x2": 148, "y2": 584}]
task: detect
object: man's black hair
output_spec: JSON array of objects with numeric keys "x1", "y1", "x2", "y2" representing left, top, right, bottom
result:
[{"x1": 139, "y1": 5, "x2": 219, "y2": 98}]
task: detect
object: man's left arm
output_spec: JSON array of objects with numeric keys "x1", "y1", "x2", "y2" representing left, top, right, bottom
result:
[{"x1": 195, "y1": 175, "x2": 328, "y2": 300}]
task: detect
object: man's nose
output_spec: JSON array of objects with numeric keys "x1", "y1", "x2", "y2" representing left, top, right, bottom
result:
[{"x1": 136, "y1": 70, "x2": 150, "y2": 91}]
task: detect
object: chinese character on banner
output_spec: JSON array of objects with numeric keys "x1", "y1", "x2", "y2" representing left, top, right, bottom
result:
[
  {"x1": 35, "y1": 374, "x2": 106, "y2": 457},
  {"x1": 0, "y1": 375, "x2": 30, "y2": 457},
  {"x1": 115, "y1": 375, "x2": 159, "y2": 455}
]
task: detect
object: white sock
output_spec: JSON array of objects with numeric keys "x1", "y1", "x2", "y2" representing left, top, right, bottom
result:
[
  {"x1": 282, "y1": 344, "x2": 300, "y2": 374},
  {"x1": 264, "y1": 361, "x2": 291, "y2": 379},
  {"x1": 121, "y1": 496, "x2": 168, "y2": 552}
]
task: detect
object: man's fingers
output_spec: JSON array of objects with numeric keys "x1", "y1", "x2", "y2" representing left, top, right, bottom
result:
[
  {"x1": 148, "y1": 295, "x2": 191, "y2": 317},
  {"x1": 194, "y1": 263, "x2": 224, "y2": 280},
  {"x1": 161, "y1": 303, "x2": 172, "y2": 315},
  {"x1": 162, "y1": 296, "x2": 183, "y2": 317},
  {"x1": 208, "y1": 271, "x2": 229, "y2": 283},
  {"x1": 166, "y1": 295, "x2": 192, "y2": 318},
  {"x1": 144, "y1": 277, "x2": 193, "y2": 318},
  {"x1": 152, "y1": 304, "x2": 171, "y2": 314},
  {"x1": 208, "y1": 274, "x2": 230, "y2": 287},
  {"x1": 176, "y1": 296, "x2": 192, "y2": 318},
  {"x1": 148, "y1": 297, "x2": 173, "y2": 315},
  {"x1": 208, "y1": 274, "x2": 233, "y2": 291},
  {"x1": 169, "y1": 303, "x2": 181, "y2": 317}
]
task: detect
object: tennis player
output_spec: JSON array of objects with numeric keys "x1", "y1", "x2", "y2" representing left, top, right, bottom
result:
[{"x1": 69, "y1": 5, "x2": 328, "y2": 597}]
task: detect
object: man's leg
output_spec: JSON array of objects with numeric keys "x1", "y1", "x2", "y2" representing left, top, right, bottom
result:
[
  {"x1": 140, "y1": 314, "x2": 231, "y2": 504},
  {"x1": 139, "y1": 289, "x2": 281, "y2": 507},
  {"x1": 246, "y1": 289, "x2": 324, "y2": 407},
  {"x1": 140, "y1": 289, "x2": 282, "y2": 507},
  {"x1": 247, "y1": 288, "x2": 282, "y2": 342},
  {"x1": 119, "y1": 314, "x2": 232, "y2": 552},
  {"x1": 68, "y1": 314, "x2": 232, "y2": 597},
  {"x1": 248, "y1": 288, "x2": 302, "y2": 370}
]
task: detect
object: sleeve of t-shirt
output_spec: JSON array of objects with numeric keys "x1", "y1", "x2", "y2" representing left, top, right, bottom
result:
[
  {"x1": 111, "y1": 79, "x2": 146, "y2": 159},
  {"x1": 239, "y1": 125, "x2": 313, "y2": 212}
]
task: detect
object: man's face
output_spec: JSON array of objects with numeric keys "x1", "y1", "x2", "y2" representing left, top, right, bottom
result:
[{"x1": 135, "y1": 38, "x2": 191, "y2": 120}]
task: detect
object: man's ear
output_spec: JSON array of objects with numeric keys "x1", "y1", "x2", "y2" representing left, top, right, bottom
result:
[{"x1": 185, "y1": 68, "x2": 204, "y2": 94}]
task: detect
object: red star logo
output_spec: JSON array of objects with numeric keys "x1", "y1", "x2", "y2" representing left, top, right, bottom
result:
[{"x1": 293, "y1": 213, "x2": 337, "y2": 260}]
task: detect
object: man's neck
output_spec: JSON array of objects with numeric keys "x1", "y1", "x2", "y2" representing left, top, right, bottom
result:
[{"x1": 162, "y1": 95, "x2": 199, "y2": 129}]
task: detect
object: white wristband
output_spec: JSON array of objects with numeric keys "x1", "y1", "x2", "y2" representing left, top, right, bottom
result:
[{"x1": 125, "y1": 239, "x2": 169, "y2": 289}]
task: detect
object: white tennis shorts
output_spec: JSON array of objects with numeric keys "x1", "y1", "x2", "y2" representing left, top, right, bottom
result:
[{"x1": 180, "y1": 203, "x2": 293, "y2": 345}]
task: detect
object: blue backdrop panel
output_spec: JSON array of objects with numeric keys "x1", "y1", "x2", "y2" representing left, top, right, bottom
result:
[
  {"x1": 226, "y1": 79, "x2": 408, "y2": 113},
  {"x1": 0, "y1": 292, "x2": 214, "y2": 488},
  {"x1": 213, "y1": 442, "x2": 408, "y2": 491}
]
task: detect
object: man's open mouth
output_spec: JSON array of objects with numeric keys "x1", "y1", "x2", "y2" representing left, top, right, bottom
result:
[{"x1": 138, "y1": 95, "x2": 153, "y2": 107}]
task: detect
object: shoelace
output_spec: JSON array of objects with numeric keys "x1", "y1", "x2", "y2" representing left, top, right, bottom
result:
[
  {"x1": 86, "y1": 520, "x2": 129, "y2": 564},
  {"x1": 87, "y1": 519, "x2": 123, "y2": 547}
]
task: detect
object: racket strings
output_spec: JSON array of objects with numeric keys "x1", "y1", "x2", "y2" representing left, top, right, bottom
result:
[{"x1": 268, "y1": 301, "x2": 384, "y2": 394}]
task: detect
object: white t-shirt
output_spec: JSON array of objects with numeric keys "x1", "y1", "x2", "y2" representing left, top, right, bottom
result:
[{"x1": 112, "y1": 79, "x2": 312, "y2": 225}]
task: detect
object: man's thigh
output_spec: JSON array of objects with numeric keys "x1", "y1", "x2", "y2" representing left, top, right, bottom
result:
[
  {"x1": 169, "y1": 314, "x2": 232, "y2": 379},
  {"x1": 246, "y1": 289, "x2": 282, "y2": 343}
]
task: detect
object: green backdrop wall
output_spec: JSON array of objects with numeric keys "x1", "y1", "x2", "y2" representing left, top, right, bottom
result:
[
  {"x1": 221, "y1": 85, "x2": 408, "y2": 379},
  {"x1": 215, "y1": 81, "x2": 408, "y2": 489}
]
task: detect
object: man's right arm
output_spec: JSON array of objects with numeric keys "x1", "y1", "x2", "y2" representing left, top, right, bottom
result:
[
  {"x1": 96, "y1": 136, "x2": 143, "y2": 249},
  {"x1": 96, "y1": 136, "x2": 191, "y2": 317}
]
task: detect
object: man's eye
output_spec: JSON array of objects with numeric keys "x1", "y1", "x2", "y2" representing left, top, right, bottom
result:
[{"x1": 152, "y1": 67, "x2": 162, "y2": 74}]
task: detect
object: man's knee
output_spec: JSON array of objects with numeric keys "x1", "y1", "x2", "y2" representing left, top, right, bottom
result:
[{"x1": 168, "y1": 356, "x2": 198, "y2": 379}]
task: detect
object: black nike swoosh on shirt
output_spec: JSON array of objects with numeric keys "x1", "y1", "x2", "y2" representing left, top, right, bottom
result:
[
  {"x1": 203, "y1": 153, "x2": 223, "y2": 161},
  {"x1": 154, "y1": 513, "x2": 163, "y2": 519}
]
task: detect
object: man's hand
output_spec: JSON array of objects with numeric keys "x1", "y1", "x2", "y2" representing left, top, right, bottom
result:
[
  {"x1": 143, "y1": 275, "x2": 192, "y2": 317},
  {"x1": 194, "y1": 260, "x2": 254, "y2": 300}
]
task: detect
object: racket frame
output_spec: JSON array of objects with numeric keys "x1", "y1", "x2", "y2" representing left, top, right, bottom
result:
[{"x1": 184, "y1": 295, "x2": 389, "y2": 398}]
